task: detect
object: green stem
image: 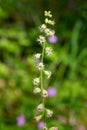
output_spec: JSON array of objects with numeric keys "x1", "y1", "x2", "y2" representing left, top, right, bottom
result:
[
  {"x1": 40, "y1": 42, "x2": 46, "y2": 125},
  {"x1": 41, "y1": 42, "x2": 45, "y2": 90}
]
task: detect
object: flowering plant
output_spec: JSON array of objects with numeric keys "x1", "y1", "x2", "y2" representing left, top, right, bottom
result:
[{"x1": 33, "y1": 11, "x2": 58, "y2": 130}]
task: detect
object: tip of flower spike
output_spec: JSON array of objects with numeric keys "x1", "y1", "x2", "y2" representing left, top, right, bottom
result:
[{"x1": 44, "y1": 11, "x2": 52, "y2": 17}]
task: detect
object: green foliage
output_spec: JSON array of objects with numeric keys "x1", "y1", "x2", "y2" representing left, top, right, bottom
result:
[{"x1": 0, "y1": 0, "x2": 87, "y2": 130}]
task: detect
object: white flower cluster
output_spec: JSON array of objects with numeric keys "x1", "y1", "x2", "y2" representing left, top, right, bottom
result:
[
  {"x1": 37, "y1": 11, "x2": 55, "y2": 44},
  {"x1": 33, "y1": 11, "x2": 58, "y2": 130}
]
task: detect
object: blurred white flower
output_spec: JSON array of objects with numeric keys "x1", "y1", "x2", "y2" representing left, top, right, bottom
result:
[
  {"x1": 34, "y1": 53, "x2": 41, "y2": 59},
  {"x1": 38, "y1": 62, "x2": 44, "y2": 70},
  {"x1": 37, "y1": 103, "x2": 44, "y2": 112},
  {"x1": 34, "y1": 115, "x2": 42, "y2": 122},
  {"x1": 39, "y1": 24, "x2": 47, "y2": 32},
  {"x1": 33, "y1": 87, "x2": 41, "y2": 94},
  {"x1": 33, "y1": 78, "x2": 40, "y2": 86},
  {"x1": 45, "y1": 18, "x2": 55, "y2": 25},
  {"x1": 45, "y1": 47, "x2": 53, "y2": 55},
  {"x1": 44, "y1": 28, "x2": 55, "y2": 36},
  {"x1": 42, "y1": 89, "x2": 48, "y2": 98},
  {"x1": 37, "y1": 35, "x2": 46, "y2": 44},
  {"x1": 44, "y1": 70, "x2": 51, "y2": 78},
  {"x1": 46, "y1": 109, "x2": 53, "y2": 118},
  {"x1": 44, "y1": 11, "x2": 52, "y2": 17}
]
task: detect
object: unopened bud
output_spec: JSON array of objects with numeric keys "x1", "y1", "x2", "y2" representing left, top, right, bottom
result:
[
  {"x1": 34, "y1": 53, "x2": 41, "y2": 59},
  {"x1": 42, "y1": 89, "x2": 48, "y2": 98},
  {"x1": 33, "y1": 87, "x2": 41, "y2": 94},
  {"x1": 33, "y1": 78, "x2": 40, "y2": 86},
  {"x1": 34, "y1": 115, "x2": 42, "y2": 122},
  {"x1": 37, "y1": 103, "x2": 44, "y2": 112},
  {"x1": 44, "y1": 70, "x2": 51, "y2": 78},
  {"x1": 46, "y1": 109, "x2": 53, "y2": 118}
]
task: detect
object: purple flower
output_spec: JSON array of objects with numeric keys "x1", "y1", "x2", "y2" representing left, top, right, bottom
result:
[
  {"x1": 47, "y1": 87, "x2": 57, "y2": 97},
  {"x1": 38, "y1": 121, "x2": 44, "y2": 130},
  {"x1": 48, "y1": 35, "x2": 58, "y2": 43},
  {"x1": 16, "y1": 114, "x2": 26, "y2": 126}
]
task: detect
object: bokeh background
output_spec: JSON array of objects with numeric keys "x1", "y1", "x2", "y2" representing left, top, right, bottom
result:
[{"x1": 0, "y1": 0, "x2": 87, "y2": 130}]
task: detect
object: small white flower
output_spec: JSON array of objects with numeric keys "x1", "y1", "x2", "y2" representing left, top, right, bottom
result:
[
  {"x1": 34, "y1": 115, "x2": 42, "y2": 122},
  {"x1": 39, "y1": 24, "x2": 47, "y2": 32},
  {"x1": 44, "y1": 28, "x2": 55, "y2": 36},
  {"x1": 33, "y1": 78, "x2": 40, "y2": 86},
  {"x1": 44, "y1": 70, "x2": 51, "y2": 78},
  {"x1": 33, "y1": 87, "x2": 41, "y2": 94},
  {"x1": 46, "y1": 109, "x2": 53, "y2": 118},
  {"x1": 38, "y1": 62, "x2": 44, "y2": 70},
  {"x1": 42, "y1": 89, "x2": 48, "y2": 98},
  {"x1": 48, "y1": 30, "x2": 55, "y2": 36},
  {"x1": 44, "y1": 11, "x2": 52, "y2": 17},
  {"x1": 45, "y1": 47, "x2": 53, "y2": 55},
  {"x1": 45, "y1": 18, "x2": 49, "y2": 24},
  {"x1": 48, "y1": 20, "x2": 55, "y2": 25},
  {"x1": 45, "y1": 18, "x2": 55, "y2": 25},
  {"x1": 37, "y1": 35, "x2": 46, "y2": 44},
  {"x1": 37, "y1": 103, "x2": 44, "y2": 112},
  {"x1": 34, "y1": 53, "x2": 41, "y2": 59}
]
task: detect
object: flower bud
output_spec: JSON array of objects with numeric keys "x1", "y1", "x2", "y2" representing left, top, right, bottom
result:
[
  {"x1": 33, "y1": 78, "x2": 40, "y2": 86},
  {"x1": 44, "y1": 70, "x2": 51, "y2": 78},
  {"x1": 34, "y1": 53, "x2": 41, "y2": 59},
  {"x1": 38, "y1": 62, "x2": 44, "y2": 70},
  {"x1": 42, "y1": 89, "x2": 48, "y2": 98},
  {"x1": 37, "y1": 103, "x2": 44, "y2": 112},
  {"x1": 33, "y1": 87, "x2": 41, "y2": 94},
  {"x1": 46, "y1": 109, "x2": 53, "y2": 118},
  {"x1": 45, "y1": 47, "x2": 53, "y2": 55},
  {"x1": 34, "y1": 115, "x2": 42, "y2": 122},
  {"x1": 44, "y1": 11, "x2": 52, "y2": 17}
]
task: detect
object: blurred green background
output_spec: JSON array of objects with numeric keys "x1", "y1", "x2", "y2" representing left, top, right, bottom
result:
[{"x1": 0, "y1": 0, "x2": 87, "y2": 130}]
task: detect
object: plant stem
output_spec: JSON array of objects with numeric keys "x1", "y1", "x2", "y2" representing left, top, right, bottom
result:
[{"x1": 40, "y1": 42, "x2": 46, "y2": 125}]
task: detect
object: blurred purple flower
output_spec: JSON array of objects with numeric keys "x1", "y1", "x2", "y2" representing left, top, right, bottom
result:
[
  {"x1": 48, "y1": 35, "x2": 58, "y2": 44},
  {"x1": 16, "y1": 114, "x2": 26, "y2": 126},
  {"x1": 38, "y1": 121, "x2": 44, "y2": 130},
  {"x1": 47, "y1": 87, "x2": 57, "y2": 97}
]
